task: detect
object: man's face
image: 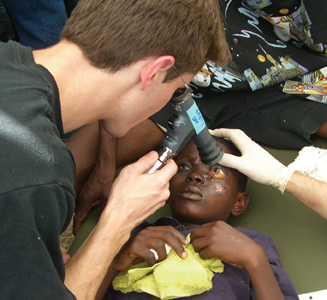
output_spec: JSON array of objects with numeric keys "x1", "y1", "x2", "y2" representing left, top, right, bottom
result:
[
  {"x1": 102, "y1": 72, "x2": 195, "y2": 137},
  {"x1": 139, "y1": 72, "x2": 195, "y2": 124},
  {"x1": 168, "y1": 141, "x2": 240, "y2": 226}
]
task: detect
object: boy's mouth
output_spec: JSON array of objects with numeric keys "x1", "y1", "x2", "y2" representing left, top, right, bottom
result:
[{"x1": 178, "y1": 185, "x2": 203, "y2": 200}]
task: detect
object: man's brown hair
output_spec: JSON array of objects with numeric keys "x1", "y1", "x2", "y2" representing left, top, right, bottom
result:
[{"x1": 62, "y1": 0, "x2": 230, "y2": 81}]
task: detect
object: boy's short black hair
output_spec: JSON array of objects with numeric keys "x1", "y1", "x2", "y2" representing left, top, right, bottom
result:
[{"x1": 212, "y1": 136, "x2": 248, "y2": 192}]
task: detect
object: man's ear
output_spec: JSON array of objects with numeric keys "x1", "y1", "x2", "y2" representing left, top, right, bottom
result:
[
  {"x1": 140, "y1": 56, "x2": 175, "y2": 90},
  {"x1": 231, "y1": 192, "x2": 249, "y2": 217}
]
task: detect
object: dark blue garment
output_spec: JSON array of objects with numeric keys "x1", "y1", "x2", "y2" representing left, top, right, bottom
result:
[
  {"x1": 104, "y1": 217, "x2": 299, "y2": 300},
  {"x1": 2, "y1": 0, "x2": 78, "y2": 49},
  {"x1": 0, "y1": 0, "x2": 16, "y2": 40}
]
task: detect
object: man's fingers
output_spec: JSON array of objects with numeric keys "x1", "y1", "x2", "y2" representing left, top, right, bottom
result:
[
  {"x1": 219, "y1": 152, "x2": 243, "y2": 170},
  {"x1": 128, "y1": 151, "x2": 177, "y2": 179},
  {"x1": 210, "y1": 128, "x2": 252, "y2": 153},
  {"x1": 155, "y1": 158, "x2": 178, "y2": 181},
  {"x1": 130, "y1": 151, "x2": 159, "y2": 175}
]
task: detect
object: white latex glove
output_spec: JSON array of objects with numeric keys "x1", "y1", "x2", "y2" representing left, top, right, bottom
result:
[{"x1": 210, "y1": 128, "x2": 294, "y2": 193}]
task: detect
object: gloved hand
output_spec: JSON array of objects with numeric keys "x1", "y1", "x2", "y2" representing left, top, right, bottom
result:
[{"x1": 210, "y1": 128, "x2": 294, "y2": 193}]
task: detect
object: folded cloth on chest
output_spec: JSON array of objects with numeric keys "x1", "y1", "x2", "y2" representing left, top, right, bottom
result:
[{"x1": 112, "y1": 234, "x2": 224, "y2": 299}]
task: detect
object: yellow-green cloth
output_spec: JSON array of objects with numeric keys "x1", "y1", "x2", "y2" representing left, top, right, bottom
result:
[{"x1": 112, "y1": 234, "x2": 224, "y2": 299}]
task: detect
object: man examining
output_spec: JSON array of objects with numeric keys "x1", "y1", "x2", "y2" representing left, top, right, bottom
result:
[{"x1": 0, "y1": 0, "x2": 229, "y2": 299}]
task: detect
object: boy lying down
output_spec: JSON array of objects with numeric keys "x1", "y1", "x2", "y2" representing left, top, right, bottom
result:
[{"x1": 101, "y1": 137, "x2": 299, "y2": 300}]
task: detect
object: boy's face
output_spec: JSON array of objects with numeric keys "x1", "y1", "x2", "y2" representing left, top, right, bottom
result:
[{"x1": 168, "y1": 141, "x2": 242, "y2": 227}]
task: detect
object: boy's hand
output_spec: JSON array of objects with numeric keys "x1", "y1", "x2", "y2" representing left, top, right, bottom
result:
[
  {"x1": 110, "y1": 226, "x2": 188, "y2": 272},
  {"x1": 190, "y1": 221, "x2": 263, "y2": 269},
  {"x1": 191, "y1": 221, "x2": 285, "y2": 300}
]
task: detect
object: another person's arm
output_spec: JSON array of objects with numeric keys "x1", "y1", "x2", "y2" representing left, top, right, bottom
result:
[
  {"x1": 64, "y1": 151, "x2": 177, "y2": 300},
  {"x1": 285, "y1": 171, "x2": 327, "y2": 219},
  {"x1": 69, "y1": 121, "x2": 118, "y2": 235},
  {"x1": 191, "y1": 221, "x2": 285, "y2": 300},
  {"x1": 65, "y1": 119, "x2": 165, "y2": 234},
  {"x1": 211, "y1": 128, "x2": 327, "y2": 220}
]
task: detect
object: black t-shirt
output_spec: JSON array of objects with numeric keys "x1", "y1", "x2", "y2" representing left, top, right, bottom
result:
[{"x1": 0, "y1": 41, "x2": 76, "y2": 299}]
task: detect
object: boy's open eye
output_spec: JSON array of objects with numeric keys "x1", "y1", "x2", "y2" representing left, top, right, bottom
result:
[
  {"x1": 208, "y1": 167, "x2": 226, "y2": 180},
  {"x1": 178, "y1": 163, "x2": 191, "y2": 170}
]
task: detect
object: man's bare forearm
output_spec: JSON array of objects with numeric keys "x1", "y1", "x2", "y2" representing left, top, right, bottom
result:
[
  {"x1": 285, "y1": 171, "x2": 327, "y2": 220},
  {"x1": 64, "y1": 151, "x2": 177, "y2": 299},
  {"x1": 65, "y1": 209, "x2": 133, "y2": 300}
]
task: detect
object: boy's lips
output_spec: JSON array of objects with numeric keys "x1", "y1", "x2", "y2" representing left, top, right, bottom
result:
[{"x1": 178, "y1": 185, "x2": 203, "y2": 200}]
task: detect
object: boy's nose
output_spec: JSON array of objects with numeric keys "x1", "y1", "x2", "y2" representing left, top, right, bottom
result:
[{"x1": 186, "y1": 170, "x2": 205, "y2": 184}]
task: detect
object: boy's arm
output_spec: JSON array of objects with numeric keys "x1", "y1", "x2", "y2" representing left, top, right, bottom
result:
[
  {"x1": 191, "y1": 221, "x2": 285, "y2": 300},
  {"x1": 96, "y1": 225, "x2": 189, "y2": 299},
  {"x1": 67, "y1": 119, "x2": 165, "y2": 234}
]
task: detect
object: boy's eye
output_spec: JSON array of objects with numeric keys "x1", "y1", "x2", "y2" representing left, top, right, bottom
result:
[
  {"x1": 208, "y1": 167, "x2": 226, "y2": 180},
  {"x1": 178, "y1": 163, "x2": 191, "y2": 170}
]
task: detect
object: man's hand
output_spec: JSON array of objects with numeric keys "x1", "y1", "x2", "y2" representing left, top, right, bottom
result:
[
  {"x1": 103, "y1": 151, "x2": 178, "y2": 232},
  {"x1": 111, "y1": 226, "x2": 188, "y2": 272},
  {"x1": 210, "y1": 128, "x2": 286, "y2": 186}
]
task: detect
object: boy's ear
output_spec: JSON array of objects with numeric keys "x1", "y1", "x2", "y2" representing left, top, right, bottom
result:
[
  {"x1": 231, "y1": 192, "x2": 249, "y2": 217},
  {"x1": 140, "y1": 56, "x2": 175, "y2": 90}
]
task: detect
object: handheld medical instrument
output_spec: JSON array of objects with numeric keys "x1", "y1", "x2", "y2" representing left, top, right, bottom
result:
[{"x1": 146, "y1": 88, "x2": 224, "y2": 173}]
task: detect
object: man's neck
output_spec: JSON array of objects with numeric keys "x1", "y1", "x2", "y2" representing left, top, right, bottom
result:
[{"x1": 32, "y1": 40, "x2": 120, "y2": 134}]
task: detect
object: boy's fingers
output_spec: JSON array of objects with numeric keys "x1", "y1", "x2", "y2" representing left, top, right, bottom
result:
[
  {"x1": 146, "y1": 227, "x2": 188, "y2": 259},
  {"x1": 190, "y1": 224, "x2": 208, "y2": 240},
  {"x1": 148, "y1": 226, "x2": 188, "y2": 245}
]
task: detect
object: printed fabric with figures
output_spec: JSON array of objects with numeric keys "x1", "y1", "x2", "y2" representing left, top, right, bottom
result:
[{"x1": 191, "y1": 0, "x2": 327, "y2": 103}]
